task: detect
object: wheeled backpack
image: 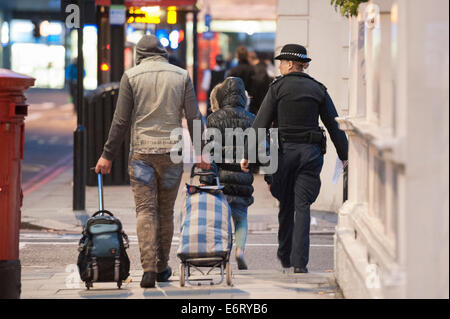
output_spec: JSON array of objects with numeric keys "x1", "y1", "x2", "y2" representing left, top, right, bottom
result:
[{"x1": 77, "y1": 172, "x2": 130, "y2": 289}]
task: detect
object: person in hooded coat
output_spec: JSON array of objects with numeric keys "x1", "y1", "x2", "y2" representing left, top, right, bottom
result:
[
  {"x1": 202, "y1": 77, "x2": 256, "y2": 270},
  {"x1": 95, "y1": 35, "x2": 209, "y2": 288}
]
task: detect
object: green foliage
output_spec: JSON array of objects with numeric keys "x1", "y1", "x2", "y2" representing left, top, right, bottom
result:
[{"x1": 331, "y1": 0, "x2": 369, "y2": 17}]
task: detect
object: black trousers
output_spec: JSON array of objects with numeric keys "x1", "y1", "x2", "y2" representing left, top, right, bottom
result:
[{"x1": 270, "y1": 143, "x2": 324, "y2": 268}]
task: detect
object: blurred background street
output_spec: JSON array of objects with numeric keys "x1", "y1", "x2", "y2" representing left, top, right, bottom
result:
[{"x1": 22, "y1": 89, "x2": 74, "y2": 190}]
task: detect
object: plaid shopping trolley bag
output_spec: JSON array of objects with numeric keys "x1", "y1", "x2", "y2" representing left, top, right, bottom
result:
[{"x1": 177, "y1": 163, "x2": 233, "y2": 286}]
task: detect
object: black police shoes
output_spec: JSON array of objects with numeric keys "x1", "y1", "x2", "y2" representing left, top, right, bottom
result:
[
  {"x1": 140, "y1": 271, "x2": 156, "y2": 288},
  {"x1": 294, "y1": 267, "x2": 308, "y2": 273},
  {"x1": 156, "y1": 266, "x2": 172, "y2": 282}
]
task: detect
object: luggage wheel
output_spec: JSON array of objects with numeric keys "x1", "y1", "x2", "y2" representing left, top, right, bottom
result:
[
  {"x1": 226, "y1": 262, "x2": 232, "y2": 286},
  {"x1": 179, "y1": 263, "x2": 186, "y2": 287}
]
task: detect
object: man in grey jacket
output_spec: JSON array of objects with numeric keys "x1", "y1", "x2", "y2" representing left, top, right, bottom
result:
[{"x1": 95, "y1": 35, "x2": 209, "y2": 288}]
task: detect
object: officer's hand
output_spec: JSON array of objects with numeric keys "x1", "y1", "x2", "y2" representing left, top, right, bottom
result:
[
  {"x1": 95, "y1": 157, "x2": 112, "y2": 175},
  {"x1": 342, "y1": 160, "x2": 348, "y2": 170},
  {"x1": 240, "y1": 159, "x2": 250, "y2": 173}
]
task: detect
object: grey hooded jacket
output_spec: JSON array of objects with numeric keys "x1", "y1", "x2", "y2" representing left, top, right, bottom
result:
[{"x1": 102, "y1": 35, "x2": 204, "y2": 160}]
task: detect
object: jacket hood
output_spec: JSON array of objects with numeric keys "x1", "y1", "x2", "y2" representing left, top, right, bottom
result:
[
  {"x1": 210, "y1": 77, "x2": 247, "y2": 111},
  {"x1": 135, "y1": 35, "x2": 168, "y2": 65}
]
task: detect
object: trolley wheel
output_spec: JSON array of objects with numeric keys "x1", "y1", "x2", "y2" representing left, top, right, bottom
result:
[
  {"x1": 226, "y1": 262, "x2": 232, "y2": 286},
  {"x1": 180, "y1": 263, "x2": 186, "y2": 287},
  {"x1": 117, "y1": 281, "x2": 122, "y2": 289}
]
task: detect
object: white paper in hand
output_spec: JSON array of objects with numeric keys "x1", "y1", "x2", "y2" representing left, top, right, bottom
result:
[{"x1": 332, "y1": 158, "x2": 344, "y2": 184}]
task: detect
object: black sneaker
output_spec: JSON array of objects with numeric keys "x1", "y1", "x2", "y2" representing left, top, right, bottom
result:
[
  {"x1": 277, "y1": 252, "x2": 291, "y2": 268},
  {"x1": 294, "y1": 267, "x2": 308, "y2": 273},
  {"x1": 235, "y1": 249, "x2": 248, "y2": 270},
  {"x1": 140, "y1": 271, "x2": 156, "y2": 288},
  {"x1": 156, "y1": 266, "x2": 172, "y2": 282}
]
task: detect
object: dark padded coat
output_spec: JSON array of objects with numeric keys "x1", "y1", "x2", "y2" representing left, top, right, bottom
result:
[
  {"x1": 202, "y1": 77, "x2": 256, "y2": 207},
  {"x1": 227, "y1": 61, "x2": 255, "y2": 93}
]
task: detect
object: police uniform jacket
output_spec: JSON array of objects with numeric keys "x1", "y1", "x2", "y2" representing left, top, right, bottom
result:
[{"x1": 246, "y1": 72, "x2": 348, "y2": 161}]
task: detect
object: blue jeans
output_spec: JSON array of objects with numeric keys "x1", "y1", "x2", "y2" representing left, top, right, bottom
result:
[{"x1": 228, "y1": 203, "x2": 248, "y2": 250}]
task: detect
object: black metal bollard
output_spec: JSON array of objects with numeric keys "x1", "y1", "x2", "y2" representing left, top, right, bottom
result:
[
  {"x1": 73, "y1": 124, "x2": 86, "y2": 210},
  {"x1": 83, "y1": 83, "x2": 130, "y2": 186}
]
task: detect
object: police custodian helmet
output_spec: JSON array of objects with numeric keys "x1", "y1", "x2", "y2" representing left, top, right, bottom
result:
[{"x1": 274, "y1": 44, "x2": 311, "y2": 62}]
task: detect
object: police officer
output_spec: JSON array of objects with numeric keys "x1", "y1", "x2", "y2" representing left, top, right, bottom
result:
[{"x1": 241, "y1": 44, "x2": 348, "y2": 273}]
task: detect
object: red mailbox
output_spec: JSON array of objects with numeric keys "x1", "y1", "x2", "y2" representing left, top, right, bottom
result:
[{"x1": 0, "y1": 69, "x2": 35, "y2": 299}]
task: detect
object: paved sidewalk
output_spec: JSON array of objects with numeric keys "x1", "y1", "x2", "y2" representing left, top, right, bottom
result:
[
  {"x1": 20, "y1": 165, "x2": 341, "y2": 299},
  {"x1": 21, "y1": 268, "x2": 339, "y2": 299}
]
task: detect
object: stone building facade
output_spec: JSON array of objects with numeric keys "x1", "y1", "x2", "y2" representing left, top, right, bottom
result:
[{"x1": 276, "y1": 0, "x2": 449, "y2": 298}]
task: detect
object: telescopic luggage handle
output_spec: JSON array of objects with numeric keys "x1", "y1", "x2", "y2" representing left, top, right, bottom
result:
[
  {"x1": 90, "y1": 167, "x2": 105, "y2": 212},
  {"x1": 190, "y1": 162, "x2": 221, "y2": 187},
  {"x1": 92, "y1": 210, "x2": 113, "y2": 217},
  {"x1": 190, "y1": 162, "x2": 219, "y2": 178}
]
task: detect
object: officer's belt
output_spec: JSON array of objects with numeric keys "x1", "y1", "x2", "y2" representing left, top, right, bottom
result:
[{"x1": 279, "y1": 131, "x2": 323, "y2": 145}]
